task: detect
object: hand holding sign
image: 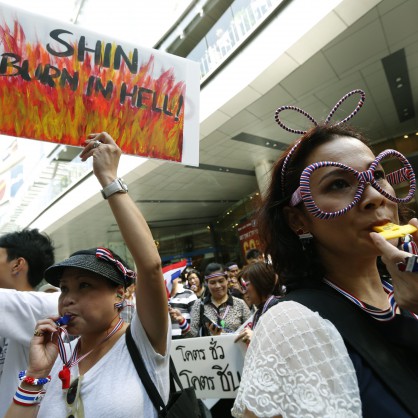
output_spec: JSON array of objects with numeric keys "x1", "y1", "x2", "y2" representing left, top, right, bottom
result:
[
  {"x1": 171, "y1": 335, "x2": 246, "y2": 399},
  {"x1": 234, "y1": 327, "x2": 253, "y2": 345},
  {"x1": 0, "y1": 4, "x2": 200, "y2": 165}
]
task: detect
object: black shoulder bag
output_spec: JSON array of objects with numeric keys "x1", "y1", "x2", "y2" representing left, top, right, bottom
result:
[{"x1": 125, "y1": 325, "x2": 202, "y2": 418}]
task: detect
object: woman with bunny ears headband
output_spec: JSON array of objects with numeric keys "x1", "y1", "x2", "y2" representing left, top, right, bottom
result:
[{"x1": 232, "y1": 90, "x2": 418, "y2": 418}]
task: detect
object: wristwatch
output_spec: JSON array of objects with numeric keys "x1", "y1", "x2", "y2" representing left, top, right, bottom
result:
[{"x1": 101, "y1": 178, "x2": 128, "y2": 199}]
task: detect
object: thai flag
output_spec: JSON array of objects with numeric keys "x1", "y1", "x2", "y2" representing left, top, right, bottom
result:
[{"x1": 162, "y1": 260, "x2": 187, "y2": 298}]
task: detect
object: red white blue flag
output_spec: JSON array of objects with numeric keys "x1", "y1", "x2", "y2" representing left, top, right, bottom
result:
[{"x1": 162, "y1": 260, "x2": 187, "y2": 298}]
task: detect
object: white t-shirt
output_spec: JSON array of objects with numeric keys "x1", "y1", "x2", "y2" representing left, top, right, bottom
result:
[
  {"x1": 0, "y1": 289, "x2": 60, "y2": 418},
  {"x1": 232, "y1": 301, "x2": 362, "y2": 418},
  {"x1": 37, "y1": 313, "x2": 171, "y2": 418},
  {"x1": 0, "y1": 336, "x2": 7, "y2": 378}
]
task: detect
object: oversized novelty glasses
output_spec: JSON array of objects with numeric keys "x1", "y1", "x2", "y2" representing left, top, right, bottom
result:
[
  {"x1": 289, "y1": 149, "x2": 416, "y2": 220},
  {"x1": 276, "y1": 89, "x2": 366, "y2": 194}
]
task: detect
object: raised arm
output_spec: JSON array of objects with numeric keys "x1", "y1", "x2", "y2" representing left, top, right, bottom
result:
[{"x1": 80, "y1": 132, "x2": 168, "y2": 354}]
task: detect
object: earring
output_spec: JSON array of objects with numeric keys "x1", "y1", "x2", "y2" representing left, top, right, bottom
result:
[
  {"x1": 296, "y1": 229, "x2": 313, "y2": 251},
  {"x1": 114, "y1": 294, "x2": 124, "y2": 310}
]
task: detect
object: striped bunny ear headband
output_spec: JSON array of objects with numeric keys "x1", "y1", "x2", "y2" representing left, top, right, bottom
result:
[{"x1": 275, "y1": 89, "x2": 366, "y2": 194}]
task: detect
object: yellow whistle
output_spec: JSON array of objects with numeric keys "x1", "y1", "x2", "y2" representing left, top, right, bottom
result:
[{"x1": 373, "y1": 222, "x2": 417, "y2": 240}]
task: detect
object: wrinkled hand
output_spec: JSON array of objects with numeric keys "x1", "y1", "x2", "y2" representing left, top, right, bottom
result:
[
  {"x1": 234, "y1": 327, "x2": 253, "y2": 344},
  {"x1": 27, "y1": 317, "x2": 61, "y2": 378},
  {"x1": 168, "y1": 307, "x2": 184, "y2": 323},
  {"x1": 370, "y1": 218, "x2": 418, "y2": 313},
  {"x1": 79, "y1": 132, "x2": 121, "y2": 188}
]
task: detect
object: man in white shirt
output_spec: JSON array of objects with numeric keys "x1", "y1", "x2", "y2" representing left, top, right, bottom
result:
[{"x1": 0, "y1": 229, "x2": 58, "y2": 418}]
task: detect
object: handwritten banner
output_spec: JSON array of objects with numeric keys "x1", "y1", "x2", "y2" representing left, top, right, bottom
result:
[
  {"x1": 170, "y1": 335, "x2": 246, "y2": 399},
  {"x1": 0, "y1": 3, "x2": 200, "y2": 165}
]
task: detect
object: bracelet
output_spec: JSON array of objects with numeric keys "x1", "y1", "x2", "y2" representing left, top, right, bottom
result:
[
  {"x1": 13, "y1": 386, "x2": 46, "y2": 406},
  {"x1": 179, "y1": 318, "x2": 190, "y2": 333},
  {"x1": 397, "y1": 255, "x2": 418, "y2": 273},
  {"x1": 19, "y1": 370, "x2": 51, "y2": 386}
]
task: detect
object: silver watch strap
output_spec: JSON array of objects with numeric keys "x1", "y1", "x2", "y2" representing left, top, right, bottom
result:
[{"x1": 101, "y1": 178, "x2": 128, "y2": 199}]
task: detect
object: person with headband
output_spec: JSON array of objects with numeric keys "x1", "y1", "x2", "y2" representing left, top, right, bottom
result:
[
  {"x1": 5, "y1": 133, "x2": 170, "y2": 418},
  {"x1": 225, "y1": 261, "x2": 241, "y2": 280},
  {"x1": 232, "y1": 90, "x2": 418, "y2": 418},
  {"x1": 185, "y1": 263, "x2": 251, "y2": 338},
  {"x1": 185, "y1": 262, "x2": 251, "y2": 418}
]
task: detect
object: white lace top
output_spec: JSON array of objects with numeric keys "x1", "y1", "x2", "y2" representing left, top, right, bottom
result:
[{"x1": 232, "y1": 301, "x2": 362, "y2": 418}]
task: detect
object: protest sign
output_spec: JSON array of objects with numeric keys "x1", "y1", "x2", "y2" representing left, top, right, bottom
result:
[
  {"x1": 0, "y1": 3, "x2": 200, "y2": 165},
  {"x1": 170, "y1": 334, "x2": 246, "y2": 399}
]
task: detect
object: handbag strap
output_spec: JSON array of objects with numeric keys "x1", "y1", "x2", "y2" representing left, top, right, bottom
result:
[
  {"x1": 169, "y1": 357, "x2": 183, "y2": 392},
  {"x1": 283, "y1": 287, "x2": 418, "y2": 416},
  {"x1": 125, "y1": 325, "x2": 168, "y2": 416}
]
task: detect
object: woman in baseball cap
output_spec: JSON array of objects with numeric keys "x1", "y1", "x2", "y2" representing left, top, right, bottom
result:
[{"x1": 6, "y1": 133, "x2": 170, "y2": 418}]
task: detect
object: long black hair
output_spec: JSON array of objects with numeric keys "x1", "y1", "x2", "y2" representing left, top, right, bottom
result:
[{"x1": 258, "y1": 124, "x2": 375, "y2": 291}]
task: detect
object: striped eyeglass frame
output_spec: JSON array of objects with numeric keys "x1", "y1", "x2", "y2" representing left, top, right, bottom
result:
[{"x1": 289, "y1": 149, "x2": 416, "y2": 220}]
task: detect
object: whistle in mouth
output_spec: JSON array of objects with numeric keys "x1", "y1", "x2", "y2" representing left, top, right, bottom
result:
[
  {"x1": 373, "y1": 222, "x2": 417, "y2": 240},
  {"x1": 55, "y1": 314, "x2": 71, "y2": 326}
]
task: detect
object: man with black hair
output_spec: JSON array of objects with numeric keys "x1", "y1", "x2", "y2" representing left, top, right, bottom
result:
[
  {"x1": 225, "y1": 261, "x2": 240, "y2": 280},
  {"x1": 0, "y1": 229, "x2": 57, "y2": 417},
  {"x1": 245, "y1": 248, "x2": 264, "y2": 264}
]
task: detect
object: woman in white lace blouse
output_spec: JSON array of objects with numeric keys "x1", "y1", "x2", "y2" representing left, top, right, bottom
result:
[{"x1": 232, "y1": 91, "x2": 418, "y2": 418}]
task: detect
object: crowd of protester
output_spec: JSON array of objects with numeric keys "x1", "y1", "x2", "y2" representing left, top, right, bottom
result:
[
  {"x1": 0, "y1": 131, "x2": 274, "y2": 418},
  {"x1": 0, "y1": 228, "x2": 268, "y2": 418},
  {"x1": 2, "y1": 89, "x2": 418, "y2": 418}
]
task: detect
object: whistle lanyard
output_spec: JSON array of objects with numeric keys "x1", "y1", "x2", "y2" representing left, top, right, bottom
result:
[
  {"x1": 323, "y1": 235, "x2": 418, "y2": 321},
  {"x1": 57, "y1": 318, "x2": 124, "y2": 388},
  {"x1": 323, "y1": 278, "x2": 418, "y2": 321},
  {"x1": 211, "y1": 304, "x2": 230, "y2": 328}
]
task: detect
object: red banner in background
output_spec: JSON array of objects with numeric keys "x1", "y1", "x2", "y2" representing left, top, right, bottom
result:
[{"x1": 237, "y1": 217, "x2": 260, "y2": 261}]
